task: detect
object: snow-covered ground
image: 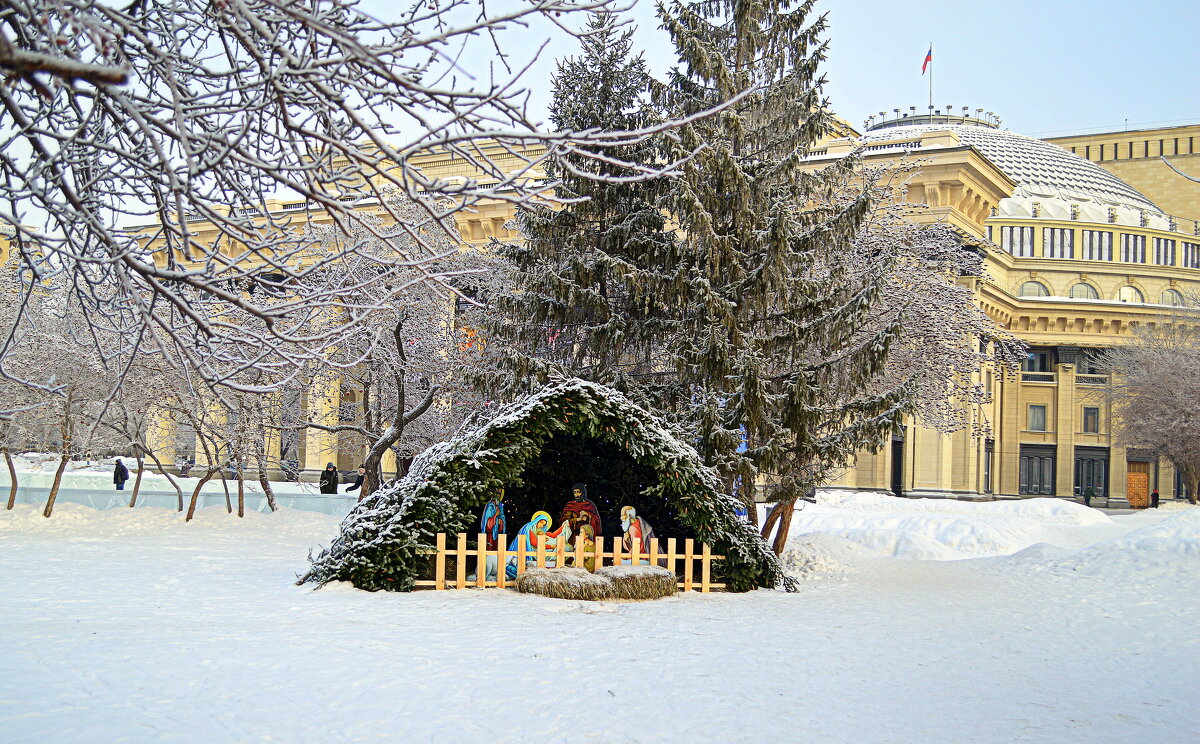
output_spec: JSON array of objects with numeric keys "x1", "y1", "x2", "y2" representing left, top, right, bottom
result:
[
  {"x1": 1, "y1": 454, "x2": 358, "y2": 516},
  {"x1": 2, "y1": 491, "x2": 1197, "y2": 743}
]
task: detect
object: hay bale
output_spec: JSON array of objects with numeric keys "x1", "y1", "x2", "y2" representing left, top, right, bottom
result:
[
  {"x1": 514, "y1": 567, "x2": 615, "y2": 601},
  {"x1": 596, "y1": 565, "x2": 677, "y2": 600}
]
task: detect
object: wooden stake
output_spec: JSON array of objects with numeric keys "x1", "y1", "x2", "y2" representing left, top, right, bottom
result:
[
  {"x1": 434, "y1": 532, "x2": 446, "y2": 591},
  {"x1": 701, "y1": 542, "x2": 712, "y2": 592},
  {"x1": 476, "y1": 532, "x2": 487, "y2": 589},
  {"x1": 683, "y1": 538, "x2": 694, "y2": 591},
  {"x1": 455, "y1": 532, "x2": 467, "y2": 589},
  {"x1": 497, "y1": 533, "x2": 507, "y2": 589}
]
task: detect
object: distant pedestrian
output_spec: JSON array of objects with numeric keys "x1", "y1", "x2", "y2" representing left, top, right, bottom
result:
[
  {"x1": 319, "y1": 462, "x2": 339, "y2": 494},
  {"x1": 1151, "y1": 488, "x2": 1160, "y2": 508},
  {"x1": 345, "y1": 466, "x2": 366, "y2": 493},
  {"x1": 113, "y1": 459, "x2": 129, "y2": 491},
  {"x1": 1083, "y1": 484, "x2": 1095, "y2": 507}
]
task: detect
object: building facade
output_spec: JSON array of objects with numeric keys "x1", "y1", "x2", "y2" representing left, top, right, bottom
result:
[
  {"x1": 815, "y1": 112, "x2": 1200, "y2": 504},
  {"x1": 141, "y1": 112, "x2": 1200, "y2": 499}
]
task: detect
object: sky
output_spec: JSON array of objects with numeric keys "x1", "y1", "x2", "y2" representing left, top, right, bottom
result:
[{"x1": 440, "y1": 0, "x2": 1199, "y2": 139}]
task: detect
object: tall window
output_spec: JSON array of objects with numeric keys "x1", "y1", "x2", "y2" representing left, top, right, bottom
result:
[
  {"x1": 1082, "y1": 407, "x2": 1100, "y2": 434},
  {"x1": 1020, "y1": 446, "x2": 1056, "y2": 495},
  {"x1": 1043, "y1": 228, "x2": 1074, "y2": 258},
  {"x1": 1118, "y1": 285, "x2": 1144, "y2": 303},
  {"x1": 1183, "y1": 242, "x2": 1200, "y2": 269},
  {"x1": 1082, "y1": 230, "x2": 1113, "y2": 261},
  {"x1": 1120, "y1": 234, "x2": 1146, "y2": 263},
  {"x1": 1069, "y1": 283, "x2": 1099, "y2": 299},
  {"x1": 1002, "y1": 226, "x2": 1035, "y2": 257},
  {"x1": 1161, "y1": 289, "x2": 1184, "y2": 306},
  {"x1": 1028, "y1": 404, "x2": 1048, "y2": 431},
  {"x1": 1019, "y1": 281, "x2": 1050, "y2": 297},
  {"x1": 1153, "y1": 237, "x2": 1177, "y2": 266}
]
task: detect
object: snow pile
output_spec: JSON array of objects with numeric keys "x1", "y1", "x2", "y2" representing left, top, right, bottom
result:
[
  {"x1": 790, "y1": 490, "x2": 1114, "y2": 560},
  {"x1": 779, "y1": 532, "x2": 868, "y2": 580}
]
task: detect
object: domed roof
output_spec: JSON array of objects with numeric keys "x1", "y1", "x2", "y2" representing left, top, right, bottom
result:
[{"x1": 859, "y1": 123, "x2": 1161, "y2": 214}]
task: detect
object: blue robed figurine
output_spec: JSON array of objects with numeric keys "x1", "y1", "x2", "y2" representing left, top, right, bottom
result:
[
  {"x1": 505, "y1": 511, "x2": 553, "y2": 579},
  {"x1": 481, "y1": 489, "x2": 506, "y2": 580}
]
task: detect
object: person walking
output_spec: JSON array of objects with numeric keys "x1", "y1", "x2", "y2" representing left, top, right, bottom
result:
[
  {"x1": 113, "y1": 458, "x2": 130, "y2": 491},
  {"x1": 319, "y1": 463, "x2": 339, "y2": 494},
  {"x1": 1150, "y1": 488, "x2": 1160, "y2": 508},
  {"x1": 345, "y1": 466, "x2": 365, "y2": 493},
  {"x1": 1083, "y1": 484, "x2": 1095, "y2": 507}
]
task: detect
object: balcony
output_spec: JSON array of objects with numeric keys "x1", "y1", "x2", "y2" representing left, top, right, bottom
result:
[
  {"x1": 1021, "y1": 372, "x2": 1057, "y2": 383},
  {"x1": 1076, "y1": 374, "x2": 1109, "y2": 385}
]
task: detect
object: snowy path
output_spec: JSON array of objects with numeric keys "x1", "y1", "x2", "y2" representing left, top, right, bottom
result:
[{"x1": 1, "y1": 499, "x2": 1197, "y2": 743}]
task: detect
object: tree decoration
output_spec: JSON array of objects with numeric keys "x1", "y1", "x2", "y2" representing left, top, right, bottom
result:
[{"x1": 300, "y1": 377, "x2": 785, "y2": 592}]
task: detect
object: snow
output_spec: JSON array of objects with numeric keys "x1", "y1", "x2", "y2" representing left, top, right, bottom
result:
[
  {"x1": 1, "y1": 454, "x2": 358, "y2": 516},
  {"x1": 2, "y1": 491, "x2": 1198, "y2": 742}
]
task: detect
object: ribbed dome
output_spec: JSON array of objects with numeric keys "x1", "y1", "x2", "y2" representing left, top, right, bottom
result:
[{"x1": 859, "y1": 123, "x2": 1161, "y2": 214}]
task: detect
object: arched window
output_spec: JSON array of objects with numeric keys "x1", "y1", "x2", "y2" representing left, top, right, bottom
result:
[
  {"x1": 1069, "y1": 283, "x2": 1099, "y2": 299},
  {"x1": 1161, "y1": 289, "x2": 1184, "y2": 306},
  {"x1": 1118, "y1": 286, "x2": 1144, "y2": 303},
  {"x1": 1019, "y1": 281, "x2": 1050, "y2": 297}
]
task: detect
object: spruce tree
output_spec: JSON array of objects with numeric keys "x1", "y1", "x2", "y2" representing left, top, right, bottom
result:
[
  {"x1": 478, "y1": 11, "x2": 678, "y2": 409},
  {"x1": 653, "y1": 0, "x2": 915, "y2": 550}
]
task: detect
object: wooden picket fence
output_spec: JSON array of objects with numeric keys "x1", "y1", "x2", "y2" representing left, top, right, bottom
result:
[{"x1": 415, "y1": 532, "x2": 725, "y2": 592}]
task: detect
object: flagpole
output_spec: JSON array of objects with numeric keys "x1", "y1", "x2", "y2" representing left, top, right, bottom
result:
[{"x1": 928, "y1": 43, "x2": 933, "y2": 111}]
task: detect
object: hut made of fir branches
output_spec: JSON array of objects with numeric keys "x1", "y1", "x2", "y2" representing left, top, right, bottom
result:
[{"x1": 300, "y1": 378, "x2": 783, "y2": 592}]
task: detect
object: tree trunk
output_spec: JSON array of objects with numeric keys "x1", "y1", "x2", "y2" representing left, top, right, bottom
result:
[
  {"x1": 4, "y1": 448, "x2": 17, "y2": 510},
  {"x1": 759, "y1": 502, "x2": 784, "y2": 541},
  {"x1": 145, "y1": 449, "x2": 183, "y2": 511},
  {"x1": 185, "y1": 469, "x2": 217, "y2": 522},
  {"x1": 236, "y1": 457, "x2": 245, "y2": 518},
  {"x1": 255, "y1": 452, "x2": 277, "y2": 512},
  {"x1": 771, "y1": 497, "x2": 798, "y2": 555},
  {"x1": 128, "y1": 452, "x2": 145, "y2": 508},
  {"x1": 42, "y1": 453, "x2": 70, "y2": 518},
  {"x1": 218, "y1": 467, "x2": 232, "y2": 513},
  {"x1": 1189, "y1": 475, "x2": 1199, "y2": 506}
]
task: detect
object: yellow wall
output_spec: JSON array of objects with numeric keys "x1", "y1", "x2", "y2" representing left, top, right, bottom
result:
[{"x1": 1043, "y1": 124, "x2": 1200, "y2": 221}]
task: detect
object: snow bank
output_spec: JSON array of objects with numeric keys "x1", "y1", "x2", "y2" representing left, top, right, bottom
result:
[{"x1": 0, "y1": 502, "x2": 341, "y2": 539}]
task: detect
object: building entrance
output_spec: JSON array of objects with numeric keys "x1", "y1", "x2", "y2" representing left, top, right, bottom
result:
[{"x1": 1126, "y1": 461, "x2": 1151, "y2": 508}]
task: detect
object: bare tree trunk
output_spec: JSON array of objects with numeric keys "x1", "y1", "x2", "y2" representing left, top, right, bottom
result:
[
  {"x1": 185, "y1": 469, "x2": 217, "y2": 522},
  {"x1": 255, "y1": 452, "x2": 277, "y2": 512},
  {"x1": 759, "y1": 502, "x2": 784, "y2": 541},
  {"x1": 771, "y1": 497, "x2": 798, "y2": 555},
  {"x1": 4, "y1": 448, "x2": 17, "y2": 510},
  {"x1": 236, "y1": 457, "x2": 245, "y2": 518},
  {"x1": 219, "y1": 467, "x2": 232, "y2": 513},
  {"x1": 1189, "y1": 475, "x2": 1199, "y2": 506},
  {"x1": 145, "y1": 449, "x2": 183, "y2": 511},
  {"x1": 128, "y1": 451, "x2": 145, "y2": 508},
  {"x1": 42, "y1": 453, "x2": 70, "y2": 518}
]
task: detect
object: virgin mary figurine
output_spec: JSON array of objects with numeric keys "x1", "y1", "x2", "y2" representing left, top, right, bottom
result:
[{"x1": 505, "y1": 511, "x2": 553, "y2": 579}]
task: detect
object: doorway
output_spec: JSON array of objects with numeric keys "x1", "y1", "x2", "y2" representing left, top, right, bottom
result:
[{"x1": 1126, "y1": 461, "x2": 1151, "y2": 508}]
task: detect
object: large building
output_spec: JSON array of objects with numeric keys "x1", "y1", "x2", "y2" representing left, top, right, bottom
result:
[
  {"x1": 816, "y1": 112, "x2": 1200, "y2": 505},
  {"x1": 143, "y1": 110, "x2": 1200, "y2": 501}
]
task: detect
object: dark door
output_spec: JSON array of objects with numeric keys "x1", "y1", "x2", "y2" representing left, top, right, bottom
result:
[{"x1": 890, "y1": 429, "x2": 905, "y2": 497}]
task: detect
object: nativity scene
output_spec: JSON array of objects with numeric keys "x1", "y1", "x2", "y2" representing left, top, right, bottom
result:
[{"x1": 300, "y1": 378, "x2": 783, "y2": 594}]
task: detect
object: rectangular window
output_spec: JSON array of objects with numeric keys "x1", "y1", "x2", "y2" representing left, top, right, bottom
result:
[
  {"x1": 1082, "y1": 230, "x2": 1112, "y2": 261},
  {"x1": 1120, "y1": 234, "x2": 1146, "y2": 263},
  {"x1": 1082, "y1": 407, "x2": 1100, "y2": 434},
  {"x1": 1001, "y1": 226, "x2": 1035, "y2": 257},
  {"x1": 1028, "y1": 404, "x2": 1048, "y2": 432},
  {"x1": 1043, "y1": 228, "x2": 1074, "y2": 258},
  {"x1": 1022, "y1": 350, "x2": 1052, "y2": 372},
  {"x1": 1153, "y1": 238, "x2": 1176, "y2": 266},
  {"x1": 1183, "y1": 242, "x2": 1200, "y2": 269}
]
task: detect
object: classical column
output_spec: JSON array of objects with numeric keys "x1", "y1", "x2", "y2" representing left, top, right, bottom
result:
[
  {"x1": 146, "y1": 406, "x2": 177, "y2": 468},
  {"x1": 1054, "y1": 363, "x2": 1076, "y2": 497}
]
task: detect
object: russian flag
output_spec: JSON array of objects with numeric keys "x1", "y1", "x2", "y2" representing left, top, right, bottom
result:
[{"x1": 922, "y1": 45, "x2": 932, "y2": 74}]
